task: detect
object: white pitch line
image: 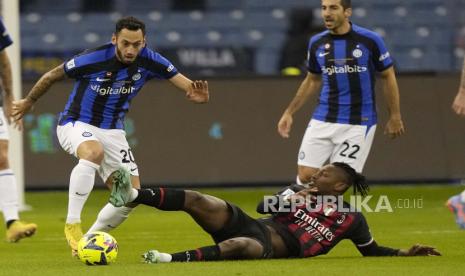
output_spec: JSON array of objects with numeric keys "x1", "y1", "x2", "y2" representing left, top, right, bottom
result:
[{"x1": 409, "y1": 230, "x2": 462, "y2": 234}]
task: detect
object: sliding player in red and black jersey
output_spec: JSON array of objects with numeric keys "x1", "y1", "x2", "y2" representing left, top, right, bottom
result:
[
  {"x1": 108, "y1": 162, "x2": 440, "y2": 263},
  {"x1": 255, "y1": 163, "x2": 404, "y2": 257}
]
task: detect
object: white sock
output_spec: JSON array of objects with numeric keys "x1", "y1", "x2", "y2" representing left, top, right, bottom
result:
[
  {"x1": 159, "y1": 253, "x2": 172, "y2": 263},
  {"x1": 66, "y1": 159, "x2": 99, "y2": 224},
  {"x1": 130, "y1": 188, "x2": 138, "y2": 202},
  {"x1": 87, "y1": 203, "x2": 133, "y2": 233},
  {"x1": 0, "y1": 169, "x2": 19, "y2": 222}
]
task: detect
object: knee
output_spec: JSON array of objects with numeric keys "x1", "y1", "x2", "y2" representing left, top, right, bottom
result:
[
  {"x1": 298, "y1": 166, "x2": 318, "y2": 184},
  {"x1": 297, "y1": 172, "x2": 312, "y2": 184},
  {"x1": 219, "y1": 238, "x2": 263, "y2": 259},
  {"x1": 220, "y1": 238, "x2": 249, "y2": 255},
  {"x1": 184, "y1": 190, "x2": 205, "y2": 207},
  {"x1": 0, "y1": 142, "x2": 9, "y2": 170},
  {"x1": 77, "y1": 142, "x2": 104, "y2": 164},
  {"x1": 0, "y1": 151, "x2": 9, "y2": 170}
]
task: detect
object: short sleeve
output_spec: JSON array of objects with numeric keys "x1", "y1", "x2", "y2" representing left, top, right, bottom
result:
[
  {"x1": 349, "y1": 213, "x2": 373, "y2": 247},
  {"x1": 0, "y1": 19, "x2": 13, "y2": 51},
  {"x1": 306, "y1": 36, "x2": 322, "y2": 74},
  {"x1": 63, "y1": 57, "x2": 79, "y2": 78},
  {"x1": 371, "y1": 34, "x2": 393, "y2": 72},
  {"x1": 141, "y1": 49, "x2": 179, "y2": 80},
  {"x1": 63, "y1": 50, "x2": 94, "y2": 79}
]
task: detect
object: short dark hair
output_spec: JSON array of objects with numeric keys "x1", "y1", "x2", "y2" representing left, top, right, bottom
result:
[
  {"x1": 332, "y1": 162, "x2": 368, "y2": 196},
  {"x1": 340, "y1": 0, "x2": 352, "y2": 9},
  {"x1": 115, "y1": 16, "x2": 146, "y2": 36}
]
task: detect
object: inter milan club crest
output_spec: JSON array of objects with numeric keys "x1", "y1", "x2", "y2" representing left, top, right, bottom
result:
[
  {"x1": 132, "y1": 73, "x2": 141, "y2": 81},
  {"x1": 324, "y1": 43, "x2": 331, "y2": 49},
  {"x1": 352, "y1": 48, "x2": 363, "y2": 58}
]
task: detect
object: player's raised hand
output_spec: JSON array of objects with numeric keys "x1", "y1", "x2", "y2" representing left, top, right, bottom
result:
[
  {"x1": 399, "y1": 244, "x2": 441, "y2": 256},
  {"x1": 186, "y1": 80, "x2": 209, "y2": 103},
  {"x1": 11, "y1": 97, "x2": 35, "y2": 122},
  {"x1": 384, "y1": 116, "x2": 405, "y2": 139},
  {"x1": 4, "y1": 100, "x2": 23, "y2": 131},
  {"x1": 278, "y1": 112, "x2": 293, "y2": 138},
  {"x1": 452, "y1": 91, "x2": 465, "y2": 116}
]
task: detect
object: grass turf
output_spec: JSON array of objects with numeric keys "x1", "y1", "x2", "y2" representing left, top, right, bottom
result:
[{"x1": 0, "y1": 185, "x2": 464, "y2": 276}]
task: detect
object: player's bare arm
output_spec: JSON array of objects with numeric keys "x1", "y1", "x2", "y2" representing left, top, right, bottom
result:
[
  {"x1": 169, "y1": 73, "x2": 209, "y2": 104},
  {"x1": 452, "y1": 59, "x2": 465, "y2": 116},
  {"x1": 278, "y1": 72, "x2": 322, "y2": 138},
  {"x1": 357, "y1": 240, "x2": 441, "y2": 257},
  {"x1": 11, "y1": 63, "x2": 66, "y2": 121},
  {"x1": 0, "y1": 49, "x2": 19, "y2": 130},
  {"x1": 379, "y1": 66, "x2": 405, "y2": 139}
]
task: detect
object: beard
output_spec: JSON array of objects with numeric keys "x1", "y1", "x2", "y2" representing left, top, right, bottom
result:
[{"x1": 116, "y1": 47, "x2": 137, "y2": 64}]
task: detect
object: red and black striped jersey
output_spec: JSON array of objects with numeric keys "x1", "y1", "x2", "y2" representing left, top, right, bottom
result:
[{"x1": 263, "y1": 201, "x2": 372, "y2": 258}]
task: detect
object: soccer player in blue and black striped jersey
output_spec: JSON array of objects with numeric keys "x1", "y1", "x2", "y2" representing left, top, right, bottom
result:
[
  {"x1": 0, "y1": 18, "x2": 37, "y2": 242},
  {"x1": 278, "y1": 0, "x2": 405, "y2": 186},
  {"x1": 12, "y1": 16, "x2": 209, "y2": 256}
]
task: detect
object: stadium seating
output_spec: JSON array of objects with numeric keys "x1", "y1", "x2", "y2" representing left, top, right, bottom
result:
[{"x1": 18, "y1": 0, "x2": 465, "y2": 75}]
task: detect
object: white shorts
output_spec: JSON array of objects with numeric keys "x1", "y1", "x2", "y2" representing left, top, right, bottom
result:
[
  {"x1": 297, "y1": 119, "x2": 376, "y2": 173},
  {"x1": 56, "y1": 121, "x2": 139, "y2": 182},
  {"x1": 0, "y1": 108, "x2": 9, "y2": 140}
]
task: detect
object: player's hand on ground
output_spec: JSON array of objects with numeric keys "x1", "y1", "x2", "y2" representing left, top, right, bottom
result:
[
  {"x1": 278, "y1": 112, "x2": 293, "y2": 138},
  {"x1": 384, "y1": 116, "x2": 405, "y2": 139},
  {"x1": 398, "y1": 244, "x2": 441, "y2": 256},
  {"x1": 11, "y1": 98, "x2": 35, "y2": 122},
  {"x1": 4, "y1": 101, "x2": 23, "y2": 131},
  {"x1": 452, "y1": 91, "x2": 465, "y2": 116},
  {"x1": 186, "y1": 80, "x2": 209, "y2": 103}
]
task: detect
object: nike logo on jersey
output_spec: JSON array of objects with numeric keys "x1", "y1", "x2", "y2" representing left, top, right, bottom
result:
[
  {"x1": 96, "y1": 77, "x2": 112, "y2": 82},
  {"x1": 318, "y1": 52, "x2": 330, "y2": 57}
]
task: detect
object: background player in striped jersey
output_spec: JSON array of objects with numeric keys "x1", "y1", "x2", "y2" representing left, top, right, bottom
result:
[
  {"x1": 12, "y1": 16, "x2": 209, "y2": 255},
  {"x1": 0, "y1": 18, "x2": 37, "y2": 242},
  {"x1": 107, "y1": 163, "x2": 440, "y2": 262},
  {"x1": 277, "y1": 0, "x2": 405, "y2": 186},
  {"x1": 446, "y1": 58, "x2": 465, "y2": 228},
  {"x1": 452, "y1": 58, "x2": 465, "y2": 116}
]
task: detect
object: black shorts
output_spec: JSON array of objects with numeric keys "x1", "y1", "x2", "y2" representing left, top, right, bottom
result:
[{"x1": 209, "y1": 203, "x2": 273, "y2": 258}]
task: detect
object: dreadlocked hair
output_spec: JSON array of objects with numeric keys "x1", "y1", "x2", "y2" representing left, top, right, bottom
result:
[{"x1": 332, "y1": 162, "x2": 369, "y2": 197}]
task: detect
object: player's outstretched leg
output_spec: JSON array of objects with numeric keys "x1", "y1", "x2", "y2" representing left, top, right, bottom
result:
[
  {"x1": 142, "y1": 237, "x2": 264, "y2": 263},
  {"x1": 110, "y1": 167, "x2": 230, "y2": 232},
  {"x1": 446, "y1": 193, "x2": 465, "y2": 229},
  {"x1": 0, "y1": 140, "x2": 38, "y2": 242}
]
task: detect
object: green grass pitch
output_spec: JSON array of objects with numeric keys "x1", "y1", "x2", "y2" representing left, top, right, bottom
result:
[{"x1": 0, "y1": 185, "x2": 464, "y2": 276}]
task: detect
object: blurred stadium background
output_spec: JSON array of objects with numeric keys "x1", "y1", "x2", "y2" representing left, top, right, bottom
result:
[
  {"x1": 1, "y1": 0, "x2": 465, "y2": 274},
  {"x1": 11, "y1": 0, "x2": 465, "y2": 189},
  {"x1": 19, "y1": 0, "x2": 465, "y2": 77}
]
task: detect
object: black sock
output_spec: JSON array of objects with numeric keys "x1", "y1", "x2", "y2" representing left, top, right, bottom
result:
[
  {"x1": 171, "y1": 245, "x2": 221, "y2": 262},
  {"x1": 134, "y1": 188, "x2": 185, "y2": 210},
  {"x1": 6, "y1": 220, "x2": 16, "y2": 229}
]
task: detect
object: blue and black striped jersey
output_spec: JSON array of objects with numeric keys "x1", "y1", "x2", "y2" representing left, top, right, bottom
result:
[
  {"x1": 307, "y1": 23, "x2": 393, "y2": 126},
  {"x1": 0, "y1": 18, "x2": 13, "y2": 107},
  {"x1": 59, "y1": 43, "x2": 178, "y2": 129}
]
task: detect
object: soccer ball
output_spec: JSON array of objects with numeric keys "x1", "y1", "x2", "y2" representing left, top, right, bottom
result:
[{"x1": 77, "y1": 231, "x2": 118, "y2": 265}]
